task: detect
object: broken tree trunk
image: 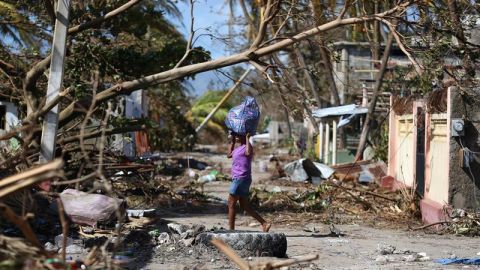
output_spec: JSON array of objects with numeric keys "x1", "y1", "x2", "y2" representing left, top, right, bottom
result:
[{"x1": 355, "y1": 32, "x2": 394, "y2": 160}]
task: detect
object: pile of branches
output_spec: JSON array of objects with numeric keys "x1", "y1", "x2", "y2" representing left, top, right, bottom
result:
[
  {"x1": 416, "y1": 209, "x2": 480, "y2": 236},
  {"x1": 250, "y1": 179, "x2": 420, "y2": 225}
]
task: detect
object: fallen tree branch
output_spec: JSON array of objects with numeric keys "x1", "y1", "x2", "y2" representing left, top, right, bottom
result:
[
  {"x1": 0, "y1": 159, "x2": 63, "y2": 198},
  {"x1": 0, "y1": 204, "x2": 42, "y2": 249},
  {"x1": 58, "y1": 2, "x2": 412, "y2": 125},
  {"x1": 23, "y1": 0, "x2": 143, "y2": 106},
  {"x1": 412, "y1": 221, "x2": 452, "y2": 230},
  {"x1": 211, "y1": 239, "x2": 250, "y2": 270},
  {"x1": 57, "y1": 198, "x2": 69, "y2": 262},
  {"x1": 58, "y1": 124, "x2": 146, "y2": 144}
]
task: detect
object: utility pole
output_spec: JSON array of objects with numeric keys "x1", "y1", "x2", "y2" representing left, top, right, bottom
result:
[
  {"x1": 195, "y1": 67, "x2": 253, "y2": 133},
  {"x1": 40, "y1": 0, "x2": 71, "y2": 162}
]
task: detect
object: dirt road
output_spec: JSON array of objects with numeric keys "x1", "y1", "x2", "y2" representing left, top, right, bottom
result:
[{"x1": 142, "y1": 151, "x2": 479, "y2": 269}]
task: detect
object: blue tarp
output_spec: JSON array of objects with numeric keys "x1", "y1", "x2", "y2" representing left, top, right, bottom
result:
[{"x1": 434, "y1": 258, "x2": 480, "y2": 265}]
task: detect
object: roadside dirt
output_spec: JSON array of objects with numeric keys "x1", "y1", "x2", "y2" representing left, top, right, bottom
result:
[{"x1": 138, "y1": 151, "x2": 480, "y2": 269}]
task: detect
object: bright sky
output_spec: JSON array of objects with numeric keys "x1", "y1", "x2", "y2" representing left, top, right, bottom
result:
[{"x1": 169, "y1": 0, "x2": 243, "y2": 96}]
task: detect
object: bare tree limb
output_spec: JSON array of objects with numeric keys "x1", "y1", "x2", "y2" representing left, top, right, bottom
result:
[
  {"x1": 379, "y1": 18, "x2": 423, "y2": 75},
  {"x1": 174, "y1": 0, "x2": 195, "y2": 68},
  {"x1": 355, "y1": 32, "x2": 395, "y2": 160},
  {"x1": 337, "y1": 0, "x2": 351, "y2": 20},
  {"x1": 250, "y1": 0, "x2": 281, "y2": 49},
  {"x1": 23, "y1": 0, "x2": 143, "y2": 113},
  {"x1": 0, "y1": 204, "x2": 43, "y2": 249},
  {"x1": 58, "y1": 125, "x2": 146, "y2": 144},
  {"x1": 44, "y1": 0, "x2": 56, "y2": 25},
  {"x1": 56, "y1": 198, "x2": 68, "y2": 262},
  {"x1": 0, "y1": 159, "x2": 64, "y2": 198},
  {"x1": 57, "y1": 2, "x2": 411, "y2": 126}
]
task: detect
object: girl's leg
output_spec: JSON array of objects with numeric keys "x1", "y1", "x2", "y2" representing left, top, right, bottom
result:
[
  {"x1": 239, "y1": 197, "x2": 271, "y2": 232},
  {"x1": 228, "y1": 194, "x2": 239, "y2": 230}
]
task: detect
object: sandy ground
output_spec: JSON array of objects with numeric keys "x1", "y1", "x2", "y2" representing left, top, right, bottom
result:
[{"x1": 141, "y1": 151, "x2": 479, "y2": 270}]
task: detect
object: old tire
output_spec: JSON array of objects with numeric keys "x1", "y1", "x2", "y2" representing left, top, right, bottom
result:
[{"x1": 195, "y1": 230, "x2": 287, "y2": 258}]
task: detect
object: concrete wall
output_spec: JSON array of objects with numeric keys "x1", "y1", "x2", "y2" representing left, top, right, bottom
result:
[
  {"x1": 424, "y1": 113, "x2": 449, "y2": 206},
  {"x1": 449, "y1": 87, "x2": 480, "y2": 210}
]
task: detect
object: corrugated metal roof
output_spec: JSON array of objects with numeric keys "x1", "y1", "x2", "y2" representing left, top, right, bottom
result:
[{"x1": 312, "y1": 104, "x2": 368, "y2": 118}]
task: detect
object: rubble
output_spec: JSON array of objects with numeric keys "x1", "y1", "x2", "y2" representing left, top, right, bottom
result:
[
  {"x1": 284, "y1": 159, "x2": 334, "y2": 182},
  {"x1": 377, "y1": 242, "x2": 396, "y2": 255}
]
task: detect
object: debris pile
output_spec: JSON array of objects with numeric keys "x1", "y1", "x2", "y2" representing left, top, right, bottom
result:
[
  {"x1": 374, "y1": 242, "x2": 430, "y2": 263},
  {"x1": 250, "y1": 179, "x2": 419, "y2": 225},
  {"x1": 415, "y1": 209, "x2": 480, "y2": 236}
]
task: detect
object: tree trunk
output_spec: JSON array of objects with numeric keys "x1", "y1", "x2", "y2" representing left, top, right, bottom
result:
[
  {"x1": 355, "y1": 32, "x2": 394, "y2": 160},
  {"x1": 294, "y1": 47, "x2": 323, "y2": 107}
]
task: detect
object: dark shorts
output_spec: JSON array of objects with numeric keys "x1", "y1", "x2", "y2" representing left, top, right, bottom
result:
[{"x1": 229, "y1": 177, "x2": 252, "y2": 197}]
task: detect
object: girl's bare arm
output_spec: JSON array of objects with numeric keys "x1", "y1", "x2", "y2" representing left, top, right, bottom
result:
[
  {"x1": 227, "y1": 137, "x2": 235, "y2": 158},
  {"x1": 245, "y1": 133, "x2": 252, "y2": 156}
]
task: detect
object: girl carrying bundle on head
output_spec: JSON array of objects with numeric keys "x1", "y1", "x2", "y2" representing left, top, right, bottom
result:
[{"x1": 227, "y1": 132, "x2": 271, "y2": 232}]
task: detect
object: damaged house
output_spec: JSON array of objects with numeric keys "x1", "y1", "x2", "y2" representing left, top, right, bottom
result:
[{"x1": 382, "y1": 86, "x2": 480, "y2": 224}]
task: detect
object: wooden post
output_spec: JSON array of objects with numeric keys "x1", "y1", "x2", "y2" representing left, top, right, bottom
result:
[
  {"x1": 324, "y1": 122, "x2": 330, "y2": 164},
  {"x1": 40, "y1": 0, "x2": 71, "y2": 162},
  {"x1": 195, "y1": 67, "x2": 253, "y2": 133},
  {"x1": 332, "y1": 120, "x2": 337, "y2": 165},
  {"x1": 318, "y1": 122, "x2": 324, "y2": 161}
]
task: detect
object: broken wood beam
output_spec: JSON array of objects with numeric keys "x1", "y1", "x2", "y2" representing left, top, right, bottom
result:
[
  {"x1": 0, "y1": 159, "x2": 63, "y2": 199},
  {"x1": 211, "y1": 238, "x2": 250, "y2": 270},
  {"x1": 0, "y1": 203, "x2": 43, "y2": 249}
]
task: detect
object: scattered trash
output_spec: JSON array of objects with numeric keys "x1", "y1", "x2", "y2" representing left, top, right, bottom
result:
[
  {"x1": 182, "y1": 238, "x2": 194, "y2": 247},
  {"x1": 271, "y1": 186, "x2": 282, "y2": 193},
  {"x1": 284, "y1": 159, "x2": 309, "y2": 182},
  {"x1": 198, "y1": 174, "x2": 216, "y2": 183},
  {"x1": 375, "y1": 255, "x2": 395, "y2": 263},
  {"x1": 149, "y1": 229, "x2": 161, "y2": 238},
  {"x1": 358, "y1": 165, "x2": 375, "y2": 183},
  {"x1": 44, "y1": 242, "x2": 57, "y2": 252},
  {"x1": 168, "y1": 223, "x2": 190, "y2": 235},
  {"x1": 302, "y1": 227, "x2": 319, "y2": 233},
  {"x1": 127, "y1": 209, "x2": 155, "y2": 218},
  {"x1": 188, "y1": 169, "x2": 196, "y2": 178},
  {"x1": 404, "y1": 254, "x2": 418, "y2": 262},
  {"x1": 112, "y1": 255, "x2": 132, "y2": 266},
  {"x1": 64, "y1": 244, "x2": 84, "y2": 254},
  {"x1": 312, "y1": 162, "x2": 335, "y2": 179},
  {"x1": 258, "y1": 161, "x2": 268, "y2": 172},
  {"x1": 284, "y1": 159, "x2": 334, "y2": 182},
  {"x1": 377, "y1": 243, "x2": 396, "y2": 255},
  {"x1": 325, "y1": 239, "x2": 350, "y2": 244},
  {"x1": 54, "y1": 234, "x2": 74, "y2": 248},
  {"x1": 82, "y1": 227, "x2": 94, "y2": 234},
  {"x1": 157, "y1": 232, "x2": 171, "y2": 245}
]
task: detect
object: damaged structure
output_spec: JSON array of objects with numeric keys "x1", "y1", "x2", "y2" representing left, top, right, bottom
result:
[{"x1": 382, "y1": 87, "x2": 480, "y2": 224}]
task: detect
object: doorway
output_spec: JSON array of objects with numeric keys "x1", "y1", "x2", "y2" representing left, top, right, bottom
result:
[{"x1": 415, "y1": 107, "x2": 425, "y2": 197}]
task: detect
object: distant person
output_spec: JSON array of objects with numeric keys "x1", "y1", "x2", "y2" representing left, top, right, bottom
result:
[{"x1": 227, "y1": 133, "x2": 271, "y2": 232}]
